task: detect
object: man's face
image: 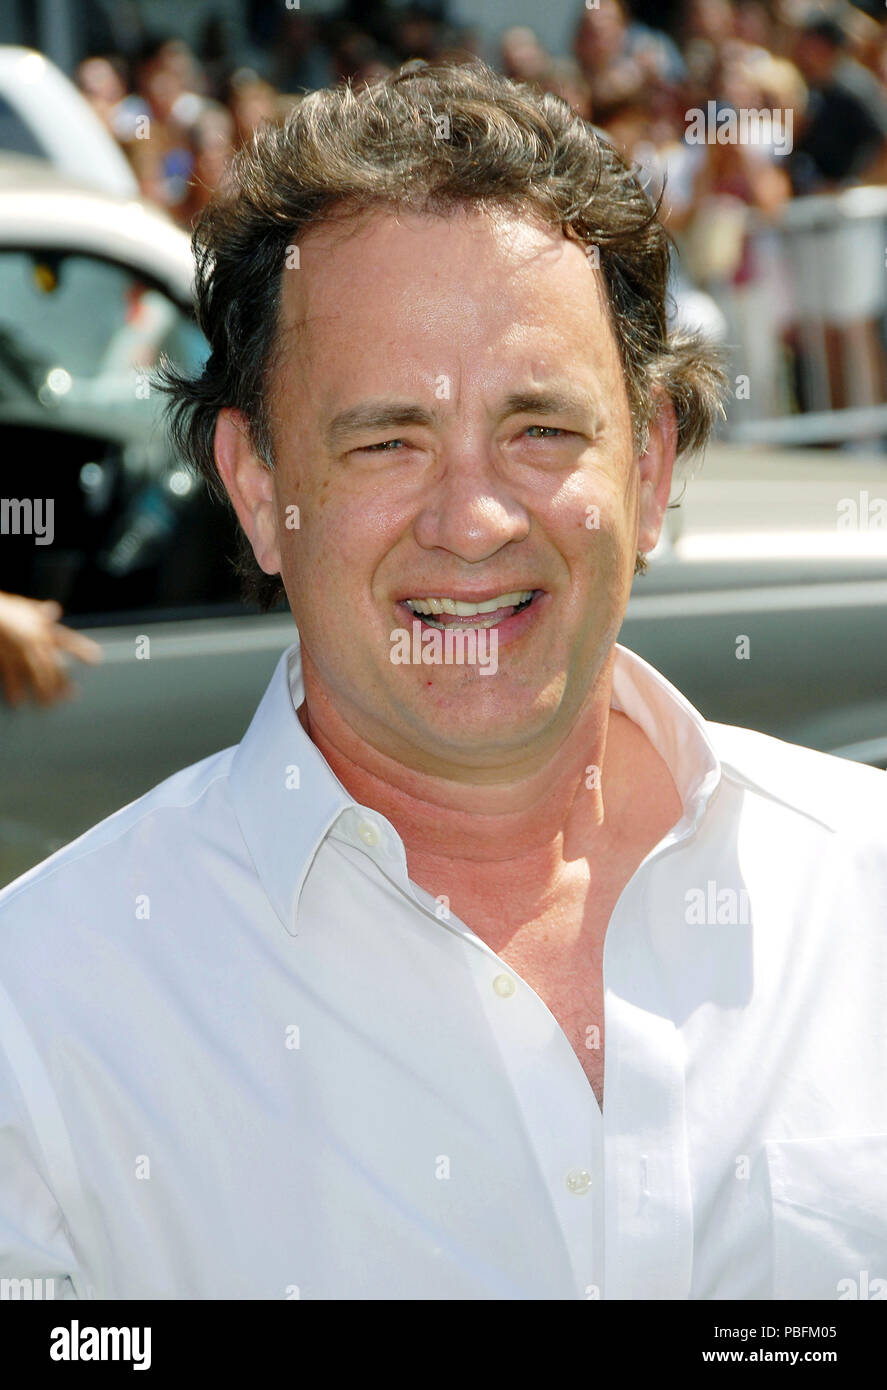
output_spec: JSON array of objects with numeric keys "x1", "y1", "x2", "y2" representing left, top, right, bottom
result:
[
  {"x1": 793, "y1": 34, "x2": 833, "y2": 85},
  {"x1": 222, "y1": 205, "x2": 674, "y2": 771}
]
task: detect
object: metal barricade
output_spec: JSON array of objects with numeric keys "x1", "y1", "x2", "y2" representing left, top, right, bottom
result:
[{"x1": 708, "y1": 186, "x2": 887, "y2": 446}]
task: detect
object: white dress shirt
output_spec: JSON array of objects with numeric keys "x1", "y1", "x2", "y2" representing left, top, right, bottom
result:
[{"x1": 0, "y1": 640, "x2": 885, "y2": 1301}]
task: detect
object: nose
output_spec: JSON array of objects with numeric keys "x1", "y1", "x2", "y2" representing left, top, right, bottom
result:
[{"x1": 411, "y1": 442, "x2": 531, "y2": 563}]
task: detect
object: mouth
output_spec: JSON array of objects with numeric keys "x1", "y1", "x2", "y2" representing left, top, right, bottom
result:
[{"x1": 394, "y1": 588, "x2": 547, "y2": 641}]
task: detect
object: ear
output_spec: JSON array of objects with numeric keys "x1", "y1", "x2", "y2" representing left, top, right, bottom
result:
[
  {"x1": 214, "y1": 408, "x2": 282, "y2": 576},
  {"x1": 636, "y1": 393, "x2": 678, "y2": 556}
]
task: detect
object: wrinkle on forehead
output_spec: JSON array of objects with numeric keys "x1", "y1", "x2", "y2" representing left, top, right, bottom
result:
[{"x1": 267, "y1": 201, "x2": 620, "y2": 433}]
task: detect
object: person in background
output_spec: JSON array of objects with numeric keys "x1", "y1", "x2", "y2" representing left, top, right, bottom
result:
[
  {"x1": 539, "y1": 57, "x2": 593, "y2": 123},
  {"x1": 500, "y1": 26, "x2": 551, "y2": 84},
  {"x1": 790, "y1": 14, "x2": 887, "y2": 193},
  {"x1": 270, "y1": 9, "x2": 336, "y2": 93},
  {"x1": 681, "y1": 0, "x2": 737, "y2": 53},
  {"x1": 732, "y1": 0, "x2": 776, "y2": 53},
  {"x1": 0, "y1": 593, "x2": 102, "y2": 708},
  {"x1": 330, "y1": 28, "x2": 395, "y2": 87},
  {"x1": 574, "y1": 0, "x2": 686, "y2": 112},
  {"x1": 111, "y1": 38, "x2": 210, "y2": 218},
  {"x1": 176, "y1": 104, "x2": 237, "y2": 228},
  {"x1": 74, "y1": 55, "x2": 128, "y2": 132},
  {"x1": 225, "y1": 69, "x2": 279, "y2": 149}
]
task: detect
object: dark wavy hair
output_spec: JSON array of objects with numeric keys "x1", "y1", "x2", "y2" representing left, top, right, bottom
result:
[{"x1": 158, "y1": 56, "x2": 727, "y2": 611}]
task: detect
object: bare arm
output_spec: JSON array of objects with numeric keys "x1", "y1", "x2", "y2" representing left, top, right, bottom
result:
[{"x1": 0, "y1": 592, "x2": 102, "y2": 707}]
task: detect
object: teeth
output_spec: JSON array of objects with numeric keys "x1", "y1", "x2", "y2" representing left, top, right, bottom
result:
[{"x1": 405, "y1": 590, "x2": 533, "y2": 617}]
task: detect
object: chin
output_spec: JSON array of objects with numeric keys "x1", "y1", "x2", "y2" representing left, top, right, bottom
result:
[{"x1": 401, "y1": 678, "x2": 562, "y2": 751}]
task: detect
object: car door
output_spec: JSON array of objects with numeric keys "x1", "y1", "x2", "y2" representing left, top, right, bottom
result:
[{"x1": 0, "y1": 240, "x2": 293, "y2": 887}]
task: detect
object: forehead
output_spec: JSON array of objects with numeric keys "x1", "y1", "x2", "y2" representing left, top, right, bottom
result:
[{"x1": 274, "y1": 204, "x2": 618, "y2": 380}]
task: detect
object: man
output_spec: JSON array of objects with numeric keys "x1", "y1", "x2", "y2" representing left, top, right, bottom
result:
[
  {"x1": 0, "y1": 59, "x2": 885, "y2": 1301},
  {"x1": 790, "y1": 15, "x2": 887, "y2": 194},
  {"x1": 786, "y1": 16, "x2": 887, "y2": 415}
]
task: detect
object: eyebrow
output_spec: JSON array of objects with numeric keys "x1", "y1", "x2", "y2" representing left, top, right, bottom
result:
[
  {"x1": 502, "y1": 388, "x2": 599, "y2": 422},
  {"x1": 325, "y1": 401, "x2": 433, "y2": 450},
  {"x1": 324, "y1": 388, "x2": 600, "y2": 451}
]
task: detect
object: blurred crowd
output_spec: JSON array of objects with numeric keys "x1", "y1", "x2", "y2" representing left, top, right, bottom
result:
[
  {"x1": 73, "y1": 1, "x2": 887, "y2": 234},
  {"x1": 72, "y1": 0, "x2": 887, "y2": 417}
]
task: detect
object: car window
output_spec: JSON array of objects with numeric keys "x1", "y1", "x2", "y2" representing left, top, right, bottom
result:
[
  {"x1": 0, "y1": 95, "x2": 46, "y2": 160},
  {"x1": 0, "y1": 248, "x2": 207, "y2": 383},
  {"x1": 0, "y1": 247, "x2": 245, "y2": 622}
]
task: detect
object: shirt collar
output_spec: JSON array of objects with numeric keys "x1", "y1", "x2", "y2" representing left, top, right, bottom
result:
[
  {"x1": 610, "y1": 642, "x2": 722, "y2": 834},
  {"x1": 229, "y1": 640, "x2": 723, "y2": 937},
  {"x1": 228, "y1": 641, "x2": 354, "y2": 937}
]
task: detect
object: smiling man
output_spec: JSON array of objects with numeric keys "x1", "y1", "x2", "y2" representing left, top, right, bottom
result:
[
  {"x1": 0, "y1": 60, "x2": 885, "y2": 1302},
  {"x1": 210, "y1": 196, "x2": 690, "y2": 1115}
]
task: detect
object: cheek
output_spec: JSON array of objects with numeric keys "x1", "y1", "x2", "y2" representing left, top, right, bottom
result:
[
  {"x1": 283, "y1": 492, "x2": 398, "y2": 603},
  {"x1": 553, "y1": 465, "x2": 635, "y2": 550}
]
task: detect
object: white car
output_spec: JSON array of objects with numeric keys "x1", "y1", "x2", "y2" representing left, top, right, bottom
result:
[{"x1": 0, "y1": 46, "x2": 137, "y2": 197}]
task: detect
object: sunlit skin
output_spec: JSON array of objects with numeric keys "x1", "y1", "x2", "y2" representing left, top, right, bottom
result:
[{"x1": 216, "y1": 206, "x2": 682, "y2": 1099}]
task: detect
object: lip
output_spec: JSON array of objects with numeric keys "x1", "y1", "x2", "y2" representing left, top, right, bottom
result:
[{"x1": 393, "y1": 589, "x2": 549, "y2": 650}]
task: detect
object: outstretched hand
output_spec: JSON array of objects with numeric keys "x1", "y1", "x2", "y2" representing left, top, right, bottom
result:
[{"x1": 0, "y1": 591, "x2": 103, "y2": 707}]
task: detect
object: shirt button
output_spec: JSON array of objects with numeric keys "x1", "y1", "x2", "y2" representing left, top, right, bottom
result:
[
  {"x1": 492, "y1": 973, "x2": 516, "y2": 998},
  {"x1": 565, "y1": 1169, "x2": 592, "y2": 1196},
  {"x1": 357, "y1": 819, "x2": 381, "y2": 847}
]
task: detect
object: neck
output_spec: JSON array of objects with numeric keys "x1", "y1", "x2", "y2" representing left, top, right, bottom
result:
[{"x1": 297, "y1": 647, "x2": 634, "y2": 914}]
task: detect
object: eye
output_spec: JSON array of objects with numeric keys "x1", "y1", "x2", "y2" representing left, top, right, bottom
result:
[
  {"x1": 359, "y1": 439, "x2": 406, "y2": 452},
  {"x1": 523, "y1": 426, "x2": 568, "y2": 439}
]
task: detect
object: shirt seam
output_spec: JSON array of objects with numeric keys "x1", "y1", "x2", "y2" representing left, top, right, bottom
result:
[
  {"x1": 0, "y1": 764, "x2": 236, "y2": 914},
  {"x1": 716, "y1": 761, "x2": 839, "y2": 833}
]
